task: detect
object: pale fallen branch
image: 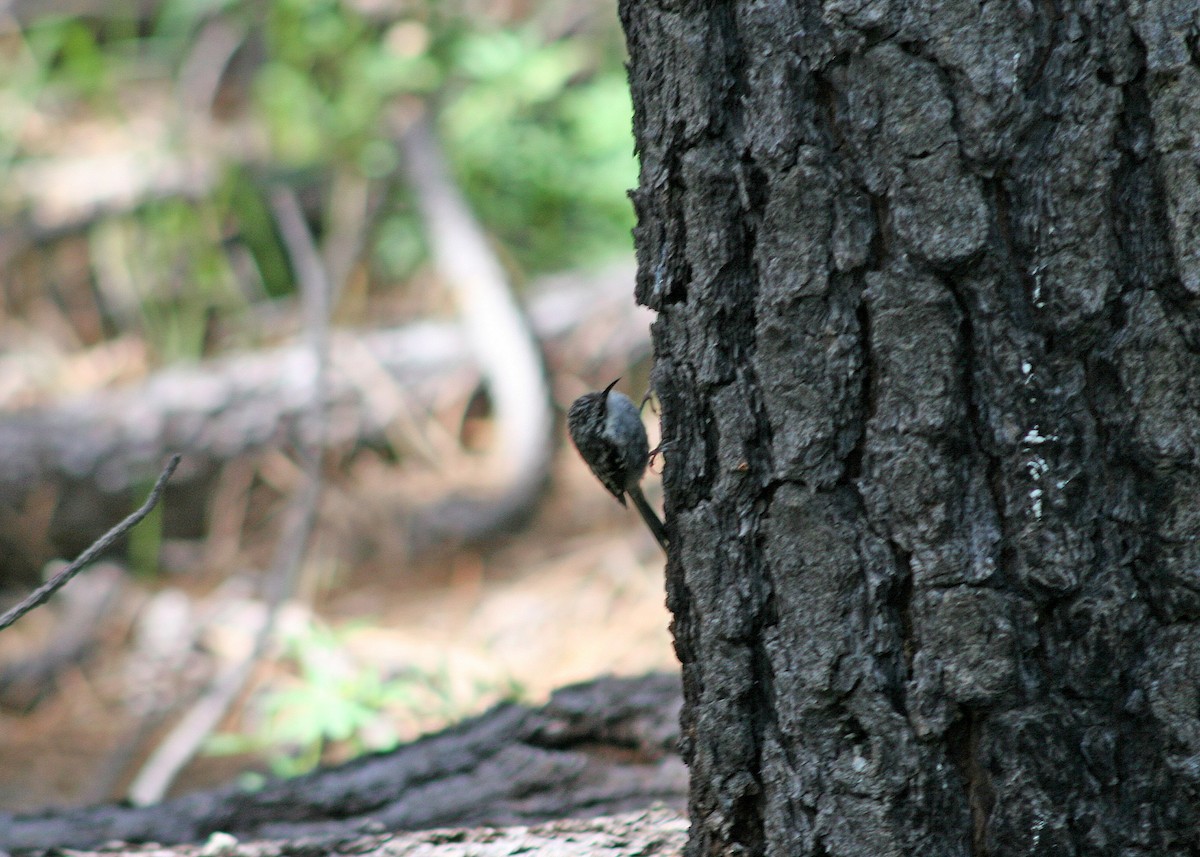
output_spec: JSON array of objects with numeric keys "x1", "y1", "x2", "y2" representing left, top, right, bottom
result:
[{"x1": 399, "y1": 114, "x2": 555, "y2": 547}]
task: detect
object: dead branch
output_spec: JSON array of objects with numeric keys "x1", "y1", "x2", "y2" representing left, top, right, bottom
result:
[
  {"x1": 0, "y1": 562, "x2": 125, "y2": 710},
  {"x1": 0, "y1": 454, "x2": 180, "y2": 633}
]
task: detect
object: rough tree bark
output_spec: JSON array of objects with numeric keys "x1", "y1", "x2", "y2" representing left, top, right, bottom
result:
[{"x1": 620, "y1": 1, "x2": 1200, "y2": 855}]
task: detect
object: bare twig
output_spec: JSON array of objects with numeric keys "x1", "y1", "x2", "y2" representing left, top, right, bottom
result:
[
  {"x1": 0, "y1": 454, "x2": 180, "y2": 634},
  {"x1": 0, "y1": 563, "x2": 125, "y2": 710}
]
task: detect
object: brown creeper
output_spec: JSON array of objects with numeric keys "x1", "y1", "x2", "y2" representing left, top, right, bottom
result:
[{"x1": 567, "y1": 379, "x2": 667, "y2": 550}]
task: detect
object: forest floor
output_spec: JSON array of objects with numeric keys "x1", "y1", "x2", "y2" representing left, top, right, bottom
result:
[{"x1": 0, "y1": 447, "x2": 677, "y2": 815}]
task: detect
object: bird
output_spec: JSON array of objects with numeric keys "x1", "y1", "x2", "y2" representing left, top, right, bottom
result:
[{"x1": 567, "y1": 379, "x2": 667, "y2": 551}]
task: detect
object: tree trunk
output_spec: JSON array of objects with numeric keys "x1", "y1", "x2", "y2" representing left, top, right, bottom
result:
[{"x1": 619, "y1": 1, "x2": 1200, "y2": 854}]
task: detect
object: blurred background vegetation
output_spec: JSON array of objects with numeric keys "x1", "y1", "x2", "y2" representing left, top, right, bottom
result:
[
  {"x1": 0, "y1": 0, "x2": 637, "y2": 367},
  {"x1": 0, "y1": 0, "x2": 675, "y2": 810}
]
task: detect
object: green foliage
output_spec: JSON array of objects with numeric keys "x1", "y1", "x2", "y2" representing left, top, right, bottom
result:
[
  {"x1": 255, "y1": 0, "x2": 438, "y2": 168},
  {"x1": 3, "y1": 1, "x2": 636, "y2": 352},
  {"x1": 208, "y1": 619, "x2": 522, "y2": 778},
  {"x1": 219, "y1": 171, "x2": 295, "y2": 299},
  {"x1": 22, "y1": 17, "x2": 118, "y2": 104},
  {"x1": 249, "y1": 2, "x2": 637, "y2": 276},
  {"x1": 443, "y1": 29, "x2": 638, "y2": 271},
  {"x1": 87, "y1": 197, "x2": 246, "y2": 363}
]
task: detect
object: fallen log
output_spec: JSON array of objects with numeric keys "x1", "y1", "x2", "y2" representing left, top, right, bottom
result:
[
  {"x1": 0, "y1": 672, "x2": 685, "y2": 853},
  {"x1": 0, "y1": 261, "x2": 651, "y2": 576},
  {"x1": 0, "y1": 261, "x2": 647, "y2": 500}
]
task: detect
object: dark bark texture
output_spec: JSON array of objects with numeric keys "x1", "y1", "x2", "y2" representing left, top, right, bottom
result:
[{"x1": 619, "y1": 1, "x2": 1200, "y2": 855}]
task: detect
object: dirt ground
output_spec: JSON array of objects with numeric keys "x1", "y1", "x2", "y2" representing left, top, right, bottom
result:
[{"x1": 0, "y1": 449, "x2": 678, "y2": 814}]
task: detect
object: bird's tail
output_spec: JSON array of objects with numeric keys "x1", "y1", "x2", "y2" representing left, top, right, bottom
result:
[{"x1": 627, "y1": 484, "x2": 668, "y2": 552}]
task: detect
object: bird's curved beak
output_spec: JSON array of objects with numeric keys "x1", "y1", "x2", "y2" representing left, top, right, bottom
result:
[{"x1": 603, "y1": 377, "x2": 621, "y2": 395}]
